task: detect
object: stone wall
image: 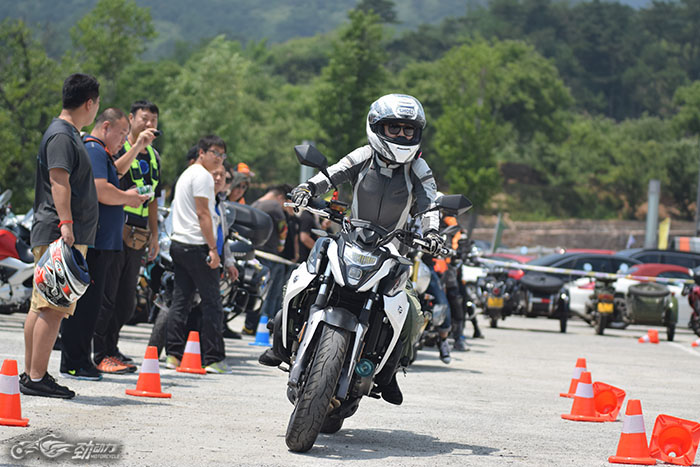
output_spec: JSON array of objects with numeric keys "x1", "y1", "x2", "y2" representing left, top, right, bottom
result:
[{"x1": 470, "y1": 218, "x2": 696, "y2": 251}]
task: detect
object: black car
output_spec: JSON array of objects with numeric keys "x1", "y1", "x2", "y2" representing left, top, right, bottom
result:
[
  {"x1": 616, "y1": 248, "x2": 700, "y2": 269},
  {"x1": 529, "y1": 252, "x2": 642, "y2": 279}
]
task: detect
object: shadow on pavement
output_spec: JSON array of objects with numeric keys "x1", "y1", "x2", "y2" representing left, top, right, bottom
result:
[{"x1": 306, "y1": 428, "x2": 507, "y2": 460}]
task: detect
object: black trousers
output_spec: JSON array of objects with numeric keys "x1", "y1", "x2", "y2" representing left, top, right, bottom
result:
[
  {"x1": 165, "y1": 241, "x2": 225, "y2": 366},
  {"x1": 60, "y1": 249, "x2": 118, "y2": 369},
  {"x1": 93, "y1": 242, "x2": 144, "y2": 363}
]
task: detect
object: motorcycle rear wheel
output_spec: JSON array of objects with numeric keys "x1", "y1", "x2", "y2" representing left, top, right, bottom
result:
[
  {"x1": 285, "y1": 324, "x2": 349, "y2": 452},
  {"x1": 595, "y1": 313, "x2": 608, "y2": 335}
]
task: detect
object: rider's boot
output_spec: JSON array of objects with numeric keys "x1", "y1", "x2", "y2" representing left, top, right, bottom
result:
[
  {"x1": 471, "y1": 317, "x2": 484, "y2": 339},
  {"x1": 438, "y1": 336, "x2": 452, "y2": 364},
  {"x1": 378, "y1": 373, "x2": 403, "y2": 405}
]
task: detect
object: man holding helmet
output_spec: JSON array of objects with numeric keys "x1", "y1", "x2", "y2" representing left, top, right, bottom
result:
[
  {"x1": 261, "y1": 94, "x2": 443, "y2": 405},
  {"x1": 23, "y1": 73, "x2": 100, "y2": 399}
]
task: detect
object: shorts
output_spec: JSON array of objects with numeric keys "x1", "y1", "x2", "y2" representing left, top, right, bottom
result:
[{"x1": 29, "y1": 243, "x2": 88, "y2": 317}]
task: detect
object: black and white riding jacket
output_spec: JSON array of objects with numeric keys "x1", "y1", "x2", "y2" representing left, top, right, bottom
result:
[{"x1": 307, "y1": 145, "x2": 439, "y2": 234}]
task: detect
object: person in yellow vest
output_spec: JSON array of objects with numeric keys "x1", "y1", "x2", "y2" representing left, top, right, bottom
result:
[{"x1": 93, "y1": 100, "x2": 161, "y2": 371}]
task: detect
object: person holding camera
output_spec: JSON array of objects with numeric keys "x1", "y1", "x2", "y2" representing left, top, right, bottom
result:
[
  {"x1": 93, "y1": 100, "x2": 162, "y2": 372},
  {"x1": 164, "y1": 134, "x2": 231, "y2": 374}
]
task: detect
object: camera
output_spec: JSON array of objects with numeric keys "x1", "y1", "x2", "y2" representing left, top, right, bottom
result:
[{"x1": 152, "y1": 129, "x2": 162, "y2": 137}]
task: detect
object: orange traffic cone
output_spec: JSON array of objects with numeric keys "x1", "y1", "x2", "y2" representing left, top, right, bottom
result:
[
  {"x1": 0, "y1": 359, "x2": 29, "y2": 427},
  {"x1": 639, "y1": 329, "x2": 660, "y2": 344},
  {"x1": 593, "y1": 381, "x2": 626, "y2": 421},
  {"x1": 649, "y1": 414, "x2": 700, "y2": 466},
  {"x1": 608, "y1": 399, "x2": 657, "y2": 465},
  {"x1": 560, "y1": 357, "x2": 587, "y2": 398},
  {"x1": 177, "y1": 331, "x2": 207, "y2": 374},
  {"x1": 561, "y1": 372, "x2": 606, "y2": 422},
  {"x1": 126, "y1": 346, "x2": 172, "y2": 399},
  {"x1": 691, "y1": 338, "x2": 700, "y2": 348}
]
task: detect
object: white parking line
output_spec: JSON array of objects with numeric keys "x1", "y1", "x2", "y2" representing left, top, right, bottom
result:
[{"x1": 669, "y1": 342, "x2": 700, "y2": 357}]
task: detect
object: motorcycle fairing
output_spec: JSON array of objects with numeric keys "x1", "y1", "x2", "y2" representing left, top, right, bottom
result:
[
  {"x1": 376, "y1": 291, "x2": 409, "y2": 373},
  {"x1": 281, "y1": 263, "x2": 316, "y2": 347}
]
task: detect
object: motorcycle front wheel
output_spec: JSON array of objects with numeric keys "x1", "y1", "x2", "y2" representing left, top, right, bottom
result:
[{"x1": 285, "y1": 324, "x2": 350, "y2": 452}]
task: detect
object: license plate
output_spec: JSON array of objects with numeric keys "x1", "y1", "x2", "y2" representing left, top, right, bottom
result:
[
  {"x1": 597, "y1": 302, "x2": 614, "y2": 313},
  {"x1": 487, "y1": 297, "x2": 504, "y2": 308}
]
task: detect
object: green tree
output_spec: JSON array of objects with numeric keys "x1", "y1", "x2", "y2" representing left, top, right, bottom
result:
[
  {"x1": 162, "y1": 36, "x2": 317, "y2": 188},
  {"x1": 70, "y1": 0, "x2": 156, "y2": 103},
  {"x1": 314, "y1": 10, "x2": 388, "y2": 161},
  {"x1": 356, "y1": 0, "x2": 398, "y2": 24},
  {"x1": 0, "y1": 19, "x2": 63, "y2": 210},
  {"x1": 431, "y1": 39, "x2": 572, "y2": 211}
]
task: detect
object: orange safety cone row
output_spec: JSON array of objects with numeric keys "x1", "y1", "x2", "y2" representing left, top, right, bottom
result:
[
  {"x1": 608, "y1": 399, "x2": 657, "y2": 465},
  {"x1": 649, "y1": 414, "x2": 700, "y2": 466},
  {"x1": 0, "y1": 359, "x2": 29, "y2": 427},
  {"x1": 126, "y1": 346, "x2": 172, "y2": 399},
  {"x1": 639, "y1": 329, "x2": 660, "y2": 344},
  {"x1": 691, "y1": 338, "x2": 700, "y2": 348},
  {"x1": 593, "y1": 381, "x2": 626, "y2": 421},
  {"x1": 560, "y1": 357, "x2": 587, "y2": 398},
  {"x1": 177, "y1": 331, "x2": 207, "y2": 375},
  {"x1": 561, "y1": 372, "x2": 606, "y2": 422}
]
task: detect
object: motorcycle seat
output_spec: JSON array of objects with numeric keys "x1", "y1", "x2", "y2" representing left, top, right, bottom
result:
[{"x1": 15, "y1": 237, "x2": 34, "y2": 263}]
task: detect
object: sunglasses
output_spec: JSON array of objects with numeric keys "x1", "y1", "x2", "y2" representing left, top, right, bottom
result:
[
  {"x1": 234, "y1": 183, "x2": 249, "y2": 190},
  {"x1": 386, "y1": 123, "x2": 416, "y2": 138},
  {"x1": 207, "y1": 149, "x2": 227, "y2": 159}
]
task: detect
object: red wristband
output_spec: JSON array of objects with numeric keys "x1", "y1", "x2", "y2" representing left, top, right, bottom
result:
[{"x1": 58, "y1": 220, "x2": 74, "y2": 228}]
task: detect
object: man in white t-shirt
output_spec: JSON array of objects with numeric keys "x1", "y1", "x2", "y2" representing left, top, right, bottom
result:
[{"x1": 165, "y1": 134, "x2": 231, "y2": 374}]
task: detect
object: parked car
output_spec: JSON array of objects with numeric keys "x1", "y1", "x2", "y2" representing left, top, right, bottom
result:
[
  {"x1": 616, "y1": 248, "x2": 700, "y2": 269},
  {"x1": 527, "y1": 253, "x2": 642, "y2": 319}
]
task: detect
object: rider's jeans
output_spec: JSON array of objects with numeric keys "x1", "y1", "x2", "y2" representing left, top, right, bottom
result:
[{"x1": 426, "y1": 269, "x2": 451, "y2": 331}]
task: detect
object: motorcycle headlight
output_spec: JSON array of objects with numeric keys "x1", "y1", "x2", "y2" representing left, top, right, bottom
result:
[{"x1": 343, "y1": 244, "x2": 379, "y2": 267}]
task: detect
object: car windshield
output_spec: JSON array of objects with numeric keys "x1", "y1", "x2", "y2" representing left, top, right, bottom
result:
[{"x1": 528, "y1": 254, "x2": 566, "y2": 266}]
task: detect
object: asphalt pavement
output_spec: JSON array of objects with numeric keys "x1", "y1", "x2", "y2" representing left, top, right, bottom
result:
[{"x1": 1, "y1": 312, "x2": 699, "y2": 466}]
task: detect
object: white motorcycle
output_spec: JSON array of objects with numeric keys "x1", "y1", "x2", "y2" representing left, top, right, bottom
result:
[
  {"x1": 0, "y1": 189, "x2": 34, "y2": 314},
  {"x1": 276, "y1": 145, "x2": 472, "y2": 452}
]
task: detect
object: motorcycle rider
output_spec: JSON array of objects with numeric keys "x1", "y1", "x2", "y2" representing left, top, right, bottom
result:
[{"x1": 259, "y1": 93, "x2": 443, "y2": 405}]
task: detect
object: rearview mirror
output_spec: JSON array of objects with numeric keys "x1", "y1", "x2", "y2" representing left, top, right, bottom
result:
[
  {"x1": 0, "y1": 189, "x2": 12, "y2": 208},
  {"x1": 436, "y1": 194, "x2": 472, "y2": 216},
  {"x1": 294, "y1": 144, "x2": 328, "y2": 171}
]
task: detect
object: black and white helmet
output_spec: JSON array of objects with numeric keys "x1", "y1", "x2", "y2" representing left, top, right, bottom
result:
[
  {"x1": 367, "y1": 94, "x2": 426, "y2": 164},
  {"x1": 33, "y1": 238, "x2": 90, "y2": 308}
]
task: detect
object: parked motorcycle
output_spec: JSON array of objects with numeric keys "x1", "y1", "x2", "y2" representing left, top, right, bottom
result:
[
  {"x1": 0, "y1": 190, "x2": 34, "y2": 314},
  {"x1": 478, "y1": 266, "x2": 518, "y2": 328},
  {"x1": 145, "y1": 202, "x2": 272, "y2": 351},
  {"x1": 686, "y1": 267, "x2": 700, "y2": 337},
  {"x1": 275, "y1": 145, "x2": 472, "y2": 452},
  {"x1": 518, "y1": 273, "x2": 570, "y2": 333}
]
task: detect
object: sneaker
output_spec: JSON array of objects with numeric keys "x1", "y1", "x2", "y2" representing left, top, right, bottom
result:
[
  {"x1": 241, "y1": 326, "x2": 255, "y2": 336},
  {"x1": 19, "y1": 372, "x2": 29, "y2": 388},
  {"x1": 205, "y1": 361, "x2": 232, "y2": 374},
  {"x1": 258, "y1": 348, "x2": 283, "y2": 367},
  {"x1": 95, "y1": 356, "x2": 129, "y2": 374},
  {"x1": 20, "y1": 372, "x2": 75, "y2": 399},
  {"x1": 109, "y1": 354, "x2": 137, "y2": 373},
  {"x1": 115, "y1": 349, "x2": 134, "y2": 364},
  {"x1": 223, "y1": 327, "x2": 242, "y2": 339},
  {"x1": 438, "y1": 338, "x2": 452, "y2": 364},
  {"x1": 164, "y1": 355, "x2": 180, "y2": 370},
  {"x1": 60, "y1": 365, "x2": 103, "y2": 381},
  {"x1": 453, "y1": 337, "x2": 470, "y2": 352}
]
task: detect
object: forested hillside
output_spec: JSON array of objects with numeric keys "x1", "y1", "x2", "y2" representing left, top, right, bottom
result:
[{"x1": 1, "y1": 0, "x2": 697, "y2": 223}]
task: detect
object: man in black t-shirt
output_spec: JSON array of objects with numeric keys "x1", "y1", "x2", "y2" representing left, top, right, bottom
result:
[{"x1": 22, "y1": 73, "x2": 100, "y2": 399}]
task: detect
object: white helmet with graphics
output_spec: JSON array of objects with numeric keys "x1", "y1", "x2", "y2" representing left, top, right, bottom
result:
[
  {"x1": 367, "y1": 94, "x2": 426, "y2": 164},
  {"x1": 33, "y1": 238, "x2": 90, "y2": 308}
]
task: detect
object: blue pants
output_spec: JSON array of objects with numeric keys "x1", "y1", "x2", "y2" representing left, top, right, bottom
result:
[{"x1": 426, "y1": 269, "x2": 451, "y2": 331}]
